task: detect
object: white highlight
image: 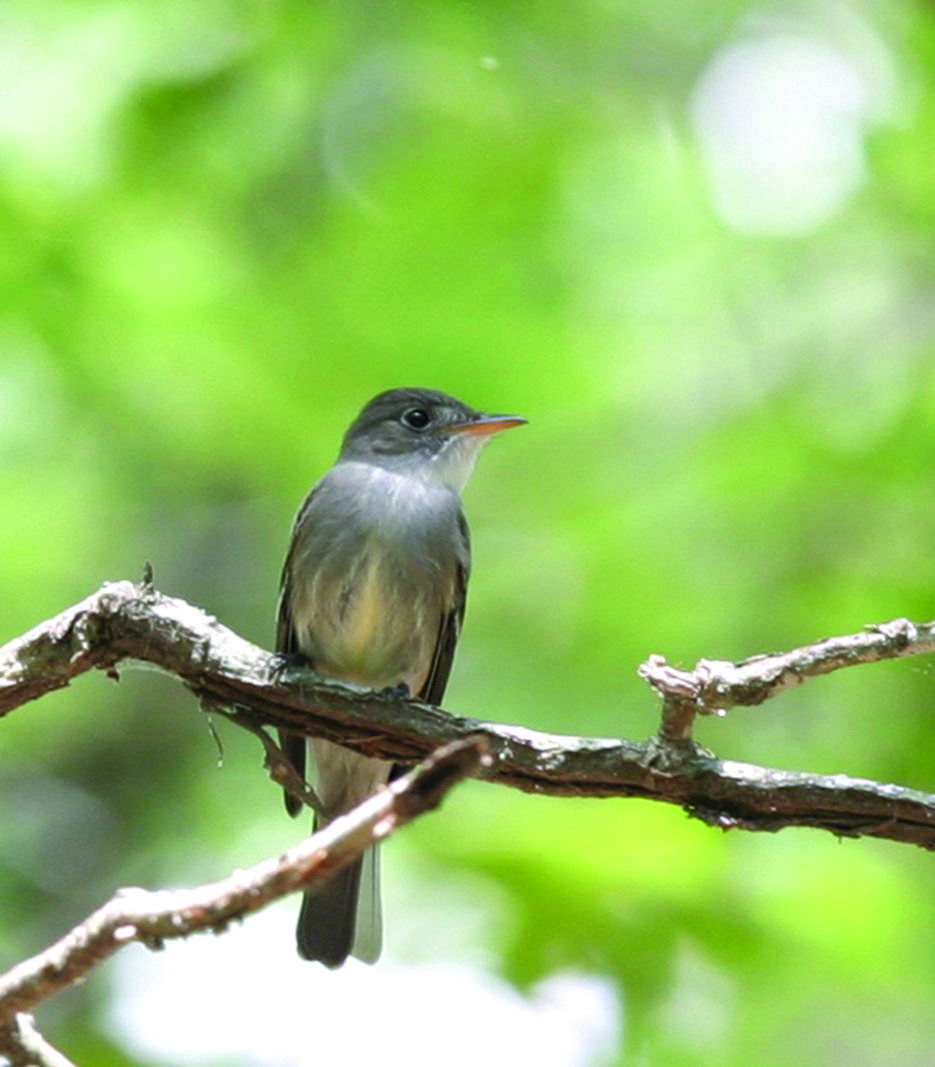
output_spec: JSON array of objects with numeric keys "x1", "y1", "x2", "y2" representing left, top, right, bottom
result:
[{"x1": 690, "y1": 16, "x2": 898, "y2": 233}]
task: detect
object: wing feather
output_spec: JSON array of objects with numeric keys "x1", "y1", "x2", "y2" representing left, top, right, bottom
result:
[{"x1": 275, "y1": 488, "x2": 318, "y2": 818}]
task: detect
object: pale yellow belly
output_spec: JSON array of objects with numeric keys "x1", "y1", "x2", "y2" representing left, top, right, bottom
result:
[{"x1": 293, "y1": 540, "x2": 442, "y2": 696}]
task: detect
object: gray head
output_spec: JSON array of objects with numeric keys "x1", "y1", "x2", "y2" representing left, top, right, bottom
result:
[{"x1": 339, "y1": 387, "x2": 526, "y2": 492}]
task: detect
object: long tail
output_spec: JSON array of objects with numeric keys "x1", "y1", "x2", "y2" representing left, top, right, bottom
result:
[{"x1": 296, "y1": 843, "x2": 382, "y2": 967}]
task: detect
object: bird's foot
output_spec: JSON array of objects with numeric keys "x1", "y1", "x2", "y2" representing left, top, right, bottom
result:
[
  {"x1": 378, "y1": 682, "x2": 411, "y2": 701},
  {"x1": 273, "y1": 651, "x2": 313, "y2": 673}
]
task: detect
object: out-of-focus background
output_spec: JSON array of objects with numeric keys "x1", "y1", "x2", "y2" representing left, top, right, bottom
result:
[{"x1": 2, "y1": 1, "x2": 935, "y2": 1064}]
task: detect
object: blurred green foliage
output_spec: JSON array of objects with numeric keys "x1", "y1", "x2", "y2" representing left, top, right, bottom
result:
[{"x1": 3, "y1": 0, "x2": 935, "y2": 1064}]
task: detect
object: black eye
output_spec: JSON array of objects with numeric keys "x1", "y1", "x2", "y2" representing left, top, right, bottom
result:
[{"x1": 401, "y1": 407, "x2": 431, "y2": 430}]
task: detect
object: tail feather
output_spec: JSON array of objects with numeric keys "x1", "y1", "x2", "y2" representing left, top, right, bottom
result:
[
  {"x1": 350, "y1": 844, "x2": 382, "y2": 964},
  {"x1": 296, "y1": 845, "x2": 382, "y2": 967},
  {"x1": 296, "y1": 739, "x2": 389, "y2": 966}
]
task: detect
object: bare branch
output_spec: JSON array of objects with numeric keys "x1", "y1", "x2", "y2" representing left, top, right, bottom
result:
[
  {"x1": 0, "y1": 737, "x2": 487, "y2": 1026},
  {"x1": 639, "y1": 617, "x2": 934, "y2": 713},
  {"x1": 2, "y1": 582, "x2": 935, "y2": 850},
  {"x1": 0, "y1": 1014, "x2": 78, "y2": 1067}
]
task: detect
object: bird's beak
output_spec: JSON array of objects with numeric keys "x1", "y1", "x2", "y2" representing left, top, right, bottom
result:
[{"x1": 446, "y1": 413, "x2": 528, "y2": 437}]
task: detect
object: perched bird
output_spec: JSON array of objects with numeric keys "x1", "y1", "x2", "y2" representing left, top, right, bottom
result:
[{"x1": 276, "y1": 387, "x2": 526, "y2": 967}]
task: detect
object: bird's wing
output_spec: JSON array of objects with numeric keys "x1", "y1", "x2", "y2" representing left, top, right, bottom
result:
[
  {"x1": 275, "y1": 489, "x2": 317, "y2": 818},
  {"x1": 418, "y1": 512, "x2": 470, "y2": 707}
]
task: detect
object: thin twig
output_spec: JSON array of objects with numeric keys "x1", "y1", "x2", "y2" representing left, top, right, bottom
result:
[
  {"x1": 639, "y1": 617, "x2": 932, "y2": 712},
  {"x1": 211, "y1": 703, "x2": 324, "y2": 811},
  {"x1": 0, "y1": 1014, "x2": 78, "y2": 1067}
]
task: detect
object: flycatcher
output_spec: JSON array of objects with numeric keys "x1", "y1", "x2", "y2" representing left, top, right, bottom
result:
[{"x1": 276, "y1": 387, "x2": 526, "y2": 967}]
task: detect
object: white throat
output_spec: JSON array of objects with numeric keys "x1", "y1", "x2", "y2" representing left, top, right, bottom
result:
[{"x1": 388, "y1": 433, "x2": 491, "y2": 494}]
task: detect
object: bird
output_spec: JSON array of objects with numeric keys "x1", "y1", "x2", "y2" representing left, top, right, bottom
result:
[{"x1": 275, "y1": 387, "x2": 526, "y2": 967}]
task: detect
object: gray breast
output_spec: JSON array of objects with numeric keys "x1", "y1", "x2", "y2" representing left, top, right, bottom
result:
[{"x1": 287, "y1": 462, "x2": 468, "y2": 692}]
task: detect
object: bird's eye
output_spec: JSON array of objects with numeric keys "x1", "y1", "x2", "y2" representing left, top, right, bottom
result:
[{"x1": 401, "y1": 407, "x2": 431, "y2": 430}]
